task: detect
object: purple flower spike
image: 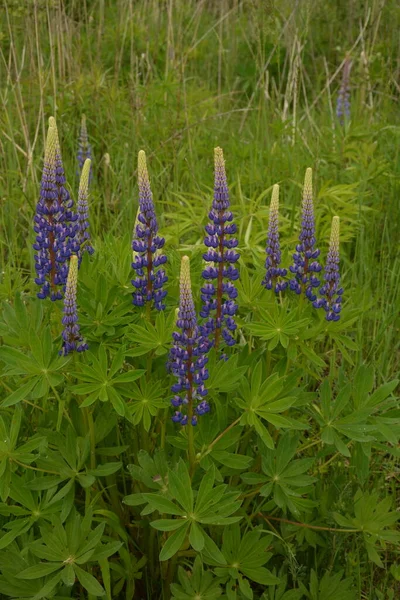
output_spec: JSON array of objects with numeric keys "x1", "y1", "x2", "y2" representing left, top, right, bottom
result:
[
  {"x1": 60, "y1": 255, "x2": 88, "y2": 356},
  {"x1": 77, "y1": 158, "x2": 94, "y2": 263},
  {"x1": 201, "y1": 147, "x2": 239, "y2": 353},
  {"x1": 131, "y1": 151, "x2": 167, "y2": 311},
  {"x1": 168, "y1": 257, "x2": 209, "y2": 426},
  {"x1": 262, "y1": 184, "x2": 288, "y2": 293},
  {"x1": 289, "y1": 168, "x2": 322, "y2": 302},
  {"x1": 77, "y1": 115, "x2": 92, "y2": 183},
  {"x1": 33, "y1": 118, "x2": 78, "y2": 301},
  {"x1": 313, "y1": 216, "x2": 343, "y2": 321},
  {"x1": 337, "y1": 55, "x2": 351, "y2": 125}
]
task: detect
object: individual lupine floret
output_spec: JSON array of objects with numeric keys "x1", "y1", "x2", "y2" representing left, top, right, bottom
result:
[
  {"x1": 337, "y1": 55, "x2": 351, "y2": 125},
  {"x1": 33, "y1": 121, "x2": 77, "y2": 301},
  {"x1": 77, "y1": 114, "x2": 92, "y2": 182},
  {"x1": 200, "y1": 147, "x2": 239, "y2": 351},
  {"x1": 60, "y1": 255, "x2": 88, "y2": 356},
  {"x1": 76, "y1": 158, "x2": 94, "y2": 263},
  {"x1": 131, "y1": 150, "x2": 167, "y2": 310},
  {"x1": 262, "y1": 184, "x2": 288, "y2": 293},
  {"x1": 313, "y1": 216, "x2": 343, "y2": 321},
  {"x1": 289, "y1": 168, "x2": 322, "y2": 302},
  {"x1": 169, "y1": 256, "x2": 209, "y2": 426}
]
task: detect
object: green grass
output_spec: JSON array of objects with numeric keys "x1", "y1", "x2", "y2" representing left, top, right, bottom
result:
[{"x1": 0, "y1": 0, "x2": 400, "y2": 598}]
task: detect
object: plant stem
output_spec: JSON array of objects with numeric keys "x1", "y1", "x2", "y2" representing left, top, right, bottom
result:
[
  {"x1": 202, "y1": 416, "x2": 241, "y2": 458},
  {"x1": 84, "y1": 407, "x2": 96, "y2": 470},
  {"x1": 258, "y1": 513, "x2": 359, "y2": 533}
]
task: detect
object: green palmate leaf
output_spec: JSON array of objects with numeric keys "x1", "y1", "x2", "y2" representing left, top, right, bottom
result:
[
  {"x1": 142, "y1": 494, "x2": 185, "y2": 516},
  {"x1": 74, "y1": 564, "x2": 105, "y2": 596},
  {"x1": 159, "y1": 523, "x2": 189, "y2": 561},
  {"x1": 171, "y1": 556, "x2": 223, "y2": 600},
  {"x1": 189, "y1": 522, "x2": 205, "y2": 551},
  {"x1": 17, "y1": 562, "x2": 62, "y2": 580},
  {"x1": 1, "y1": 379, "x2": 37, "y2": 408}
]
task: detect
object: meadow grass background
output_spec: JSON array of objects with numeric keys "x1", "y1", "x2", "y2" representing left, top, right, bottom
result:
[{"x1": 0, "y1": 0, "x2": 400, "y2": 598}]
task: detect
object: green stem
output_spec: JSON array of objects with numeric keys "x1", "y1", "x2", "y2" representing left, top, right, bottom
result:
[
  {"x1": 84, "y1": 408, "x2": 96, "y2": 470},
  {"x1": 258, "y1": 513, "x2": 359, "y2": 533}
]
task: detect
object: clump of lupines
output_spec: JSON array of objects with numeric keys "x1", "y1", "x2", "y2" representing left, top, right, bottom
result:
[
  {"x1": 262, "y1": 184, "x2": 288, "y2": 293},
  {"x1": 77, "y1": 114, "x2": 92, "y2": 182},
  {"x1": 131, "y1": 151, "x2": 167, "y2": 310},
  {"x1": 289, "y1": 168, "x2": 322, "y2": 302},
  {"x1": 76, "y1": 158, "x2": 94, "y2": 263},
  {"x1": 313, "y1": 216, "x2": 343, "y2": 321},
  {"x1": 201, "y1": 147, "x2": 239, "y2": 351},
  {"x1": 60, "y1": 255, "x2": 88, "y2": 356},
  {"x1": 169, "y1": 256, "x2": 209, "y2": 426},
  {"x1": 337, "y1": 55, "x2": 352, "y2": 125},
  {"x1": 33, "y1": 119, "x2": 78, "y2": 301}
]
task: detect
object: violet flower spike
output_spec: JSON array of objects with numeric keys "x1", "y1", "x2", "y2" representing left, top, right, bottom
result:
[
  {"x1": 60, "y1": 255, "x2": 88, "y2": 356},
  {"x1": 169, "y1": 256, "x2": 209, "y2": 426},
  {"x1": 337, "y1": 55, "x2": 351, "y2": 125},
  {"x1": 33, "y1": 119, "x2": 77, "y2": 301},
  {"x1": 262, "y1": 184, "x2": 288, "y2": 293},
  {"x1": 289, "y1": 168, "x2": 322, "y2": 302},
  {"x1": 77, "y1": 158, "x2": 94, "y2": 263},
  {"x1": 77, "y1": 114, "x2": 92, "y2": 182},
  {"x1": 131, "y1": 150, "x2": 167, "y2": 311},
  {"x1": 201, "y1": 147, "x2": 239, "y2": 353},
  {"x1": 313, "y1": 216, "x2": 343, "y2": 321}
]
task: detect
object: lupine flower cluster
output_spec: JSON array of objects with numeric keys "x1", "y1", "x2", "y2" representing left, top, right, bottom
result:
[
  {"x1": 60, "y1": 255, "x2": 88, "y2": 356},
  {"x1": 289, "y1": 168, "x2": 322, "y2": 301},
  {"x1": 200, "y1": 147, "x2": 239, "y2": 352},
  {"x1": 313, "y1": 217, "x2": 343, "y2": 320},
  {"x1": 131, "y1": 151, "x2": 167, "y2": 311},
  {"x1": 337, "y1": 55, "x2": 352, "y2": 125},
  {"x1": 261, "y1": 168, "x2": 343, "y2": 322},
  {"x1": 33, "y1": 119, "x2": 79, "y2": 301},
  {"x1": 77, "y1": 115, "x2": 92, "y2": 182},
  {"x1": 76, "y1": 158, "x2": 94, "y2": 263},
  {"x1": 169, "y1": 257, "x2": 209, "y2": 426},
  {"x1": 262, "y1": 184, "x2": 288, "y2": 293}
]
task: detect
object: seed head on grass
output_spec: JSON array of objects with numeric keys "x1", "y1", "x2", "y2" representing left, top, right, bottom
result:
[
  {"x1": 131, "y1": 151, "x2": 167, "y2": 311},
  {"x1": 60, "y1": 255, "x2": 88, "y2": 356},
  {"x1": 262, "y1": 184, "x2": 288, "y2": 293},
  {"x1": 201, "y1": 147, "x2": 239, "y2": 354},
  {"x1": 313, "y1": 216, "x2": 343, "y2": 321},
  {"x1": 289, "y1": 168, "x2": 322, "y2": 302},
  {"x1": 169, "y1": 257, "x2": 209, "y2": 426},
  {"x1": 76, "y1": 158, "x2": 94, "y2": 263}
]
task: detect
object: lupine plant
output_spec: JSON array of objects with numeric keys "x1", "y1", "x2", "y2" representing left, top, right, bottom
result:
[
  {"x1": 200, "y1": 147, "x2": 239, "y2": 353},
  {"x1": 289, "y1": 168, "x2": 322, "y2": 301},
  {"x1": 60, "y1": 254, "x2": 88, "y2": 355},
  {"x1": 131, "y1": 150, "x2": 167, "y2": 311},
  {"x1": 77, "y1": 114, "x2": 92, "y2": 181},
  {"x1": 262, "y1": 184, "x2": 288, "y2": 293},
  {"x1": 76, "y1": 158, "x2": 94, "y2": 262},
  {"x1": 1, "y1": 112, "x2": 399, "y2": 600},
  {"x1": 337, "y1": 55, "x2": 352, "y2": 125}
]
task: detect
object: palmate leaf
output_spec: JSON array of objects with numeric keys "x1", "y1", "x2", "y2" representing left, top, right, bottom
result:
[
  {"x1": 124, "y1": 377, "x2": 167, "y2": 431},
  {"x1": 171, "y1": 556, "x2": 223, "y2": 600},
  {"x1": 204, "y1": 523, "x2": 279, "y2": 592},
  {"x1": 70, "y1": 346, "x2": 144, "y2": 415},
  {"x1": 145, "y1": 463, "x2": 242, "y2": 560},
  {"x1": 245, "y1": 307, "x2": 311, "y2": 351},
  {"x1": 242, "y1": 432, "x2": 316, "y2": 516},
  {"x1": 125, "y1": 310, "x2": 176, "y2": 357},
  {"x1": 235, "y1": 362, "x2": 307, "y2": 448},
  {"x1": 333, "y1": 489, "x2": 400, "y2": 568}
]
